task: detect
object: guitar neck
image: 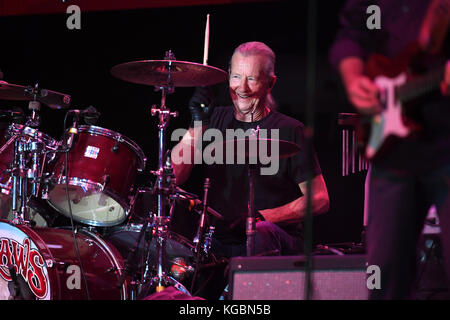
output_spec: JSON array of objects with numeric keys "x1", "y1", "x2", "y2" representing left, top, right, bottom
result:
[{"x1": 397, "y1": 67, "x2": 443, "y2": 104}]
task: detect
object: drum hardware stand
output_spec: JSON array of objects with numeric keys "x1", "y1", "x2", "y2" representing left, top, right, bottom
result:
[
  {"x1": 190, "y1": 178, "x2": 213, "y2": 293},
  {"x1": 116, "y1": 218, "x2": 151, "y2": 300},
  {"x1": 193, "y1": 226, "x2": 215, "y2": 258},
  {"x1": 246, "y1": 163, "x2": 258, "y2": 256},
  {"x1": 193, "y1": 178, "x2": 211, "y2": 255},
  {"x1": 10, "y1": 87, "x2": 45, "y2": 225},
  {"x1": 142, "y1": 50, "x2": 193, "y2": 297}
]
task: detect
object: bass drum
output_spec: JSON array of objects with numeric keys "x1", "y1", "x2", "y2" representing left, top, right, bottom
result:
[{"x1": 0, "y1": 220, "x2": 129, "y2": 300}]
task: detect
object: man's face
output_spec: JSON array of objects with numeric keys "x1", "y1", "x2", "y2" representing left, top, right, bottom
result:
[{"x1": 229, "y1": 53, "x2": 274, "y2": 116}]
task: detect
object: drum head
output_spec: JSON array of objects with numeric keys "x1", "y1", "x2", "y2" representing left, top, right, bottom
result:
[
  {"x1": 0, "y1": 197, "x2": 61, "y2": 228},
  {"x1": 0, "y1": 221, "x2": 52, "y2": 300},
  {"x1": 48, "y1": 183, "x2": 126, "y2": 227},
  {"x1": 0, "y1": 221, "x2": 129, "y2": 300}
]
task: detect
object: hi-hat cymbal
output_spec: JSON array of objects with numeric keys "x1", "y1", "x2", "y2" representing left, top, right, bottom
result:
[
  {"x1": 0, "y1": 81, "x2": 71, "y2": 109},
  {"x1": 110, "y1": 60, "x2": 228, "y2": 87}
]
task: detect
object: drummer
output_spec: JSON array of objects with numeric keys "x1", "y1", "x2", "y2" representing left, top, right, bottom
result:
[{"x1": 171, "y1": 41, "x2": 329, "y2": 259}]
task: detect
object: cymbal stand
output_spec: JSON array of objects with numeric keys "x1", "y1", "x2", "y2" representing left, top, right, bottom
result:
[{"x1": 144, "y1": 50, "x2": 185, "y2": 295}]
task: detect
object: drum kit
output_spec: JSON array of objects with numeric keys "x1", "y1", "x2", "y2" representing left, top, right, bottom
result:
[{"x1": 0, "y1": 50, "x2": 229, "y2": 300}]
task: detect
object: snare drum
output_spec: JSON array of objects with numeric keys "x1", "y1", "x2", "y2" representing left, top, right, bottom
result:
[
  {"x1": 48, "y1": 126, "x2": 146, "y2": 227},
  {"x1": 0, "y1": 220, "x2": 128, "y2": 300}
]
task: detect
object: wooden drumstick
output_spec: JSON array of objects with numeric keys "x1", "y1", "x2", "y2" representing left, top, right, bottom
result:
[{"x1": 203, "y1": 14, "x2": 210, "y2": 65}]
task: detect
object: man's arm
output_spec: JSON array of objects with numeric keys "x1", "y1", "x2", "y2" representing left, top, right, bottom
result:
[
  {"x1": 171, "y1": 126, "x2": 203, "y2": 185},
  {"x1": 171, "y1": 86, "x2": 215, "y2": 185},
  {"x1": 259, "y1": 174, "x2": 330, "y2": 224}
]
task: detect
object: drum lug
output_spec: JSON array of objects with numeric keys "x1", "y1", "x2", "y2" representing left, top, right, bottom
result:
[
  {"x1": 105, "y1": 266, "x2": 118, "y2": 274},
  {"x1": 112, "y1": 142, "x2": 120, "y2": 153},
  {"x1": 84, "y1": 238, "x2": 95, "y2": 247},
  {"x1": 102, "y1": 174, "x2": 110, "y2": 186}
]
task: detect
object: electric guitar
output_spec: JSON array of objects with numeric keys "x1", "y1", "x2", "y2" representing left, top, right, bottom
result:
[{"x1": 358, "y1": 44, "x2": 445, "y2": 160}]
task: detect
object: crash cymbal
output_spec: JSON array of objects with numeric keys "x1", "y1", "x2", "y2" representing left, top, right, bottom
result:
[
  {"x1": 0, "y1": 81, "x2": 71, "y2": 109},
  {"x1": 216, "y1": 137, "x2": 301, "y2": 161},
  {"x1": 110, "y1": 60, "x2": 228, "y2": 87}
]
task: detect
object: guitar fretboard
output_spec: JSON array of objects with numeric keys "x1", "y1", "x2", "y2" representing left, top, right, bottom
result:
[{"x1": 397, "y1": 68, "x2": 443, "y2": 103}]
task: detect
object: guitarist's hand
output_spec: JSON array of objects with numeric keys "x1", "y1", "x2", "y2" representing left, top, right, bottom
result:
[
  {"x1": 441, "y1": 60, "x2": 450, "y2": 96},
  {"x1": 345, "y1": 75, "x2": 382, "y2": 116}
]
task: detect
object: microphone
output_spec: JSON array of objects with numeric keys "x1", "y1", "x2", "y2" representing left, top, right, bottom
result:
[
  {"x1": 70, "y1": 106, "x2": 100, "y2": 117},
  {"x1": 69, "y1": 106, "x2": 100, "y2": 125},
  {"x1": 66, "y1": 118, "x2": 79, "y2": 150},
  {"x1": 177, "y1": 197, "x2": 223, "y2": 220}
]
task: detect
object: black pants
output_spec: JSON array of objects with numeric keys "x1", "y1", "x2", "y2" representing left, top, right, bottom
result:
[{"x1": 366, "y1": 163, "x2": 450, "y2": 299}]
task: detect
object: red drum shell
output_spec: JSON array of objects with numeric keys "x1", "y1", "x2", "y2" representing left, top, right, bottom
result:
[
  {"x1": 48, "y1": 126, "x2": 146, "y2": 227},
  {"x1": 0, "y1": 220, "x2": 128, "y2": 300}
]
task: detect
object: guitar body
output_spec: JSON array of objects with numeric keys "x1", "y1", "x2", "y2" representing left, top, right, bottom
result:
[
  {"x1": 365, "y1": 73, "x2": 409, "y2": 160},
  {"x1": 358, "y1": 43, "x2": 439, "y2": 160}
]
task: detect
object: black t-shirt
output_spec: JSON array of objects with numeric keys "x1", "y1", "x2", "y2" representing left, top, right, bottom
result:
[{"x1": 202, "y1": 106, "x2": 322, "y2": 244}]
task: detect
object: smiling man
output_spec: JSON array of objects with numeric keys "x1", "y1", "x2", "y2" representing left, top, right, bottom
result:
[
  {"x1": 172, "y1": 41, "x2": 329, "y2": 262},
  {"x1": 171, "y1": 41, "x2": 329, "y2": 299}
]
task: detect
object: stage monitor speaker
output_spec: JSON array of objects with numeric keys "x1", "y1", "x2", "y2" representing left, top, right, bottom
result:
[{"x1": 228, "y1": 254, "x2": 368, "y2": 300}]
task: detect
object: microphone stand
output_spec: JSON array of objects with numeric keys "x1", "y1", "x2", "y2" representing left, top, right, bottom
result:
[{"x1": 190, "y1": 177, "x2": 210, "y2": 293}]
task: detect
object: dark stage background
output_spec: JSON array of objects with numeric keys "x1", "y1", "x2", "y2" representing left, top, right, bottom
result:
[{"x1": 0, "y1": 0, "x2": 367, "y2": 246}]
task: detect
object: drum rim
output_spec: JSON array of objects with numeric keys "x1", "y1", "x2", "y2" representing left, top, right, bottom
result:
[
  {"x1": 107, "y1": 223, "x2": 195, "y2": 250},
  {"x1": 7, "y1": 123, "x2": 58, "y2": 147},
  {"x1": 47, "y1": 176, "x2": 129, "y2": 227},
  {"x1": 76, "y1": 125, "x2": 146, "y2": 171}
]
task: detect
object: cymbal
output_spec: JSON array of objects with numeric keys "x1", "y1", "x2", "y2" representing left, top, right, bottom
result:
[
  {"x1": 216, "y1": 137, "x2": 301, "y2": 161},
  {"x1": 110, "y1": 60, "x2": 228, "y2": 87},
  {"x1": 0, "y1": 81, "x2": 71, "y2": 109}
]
